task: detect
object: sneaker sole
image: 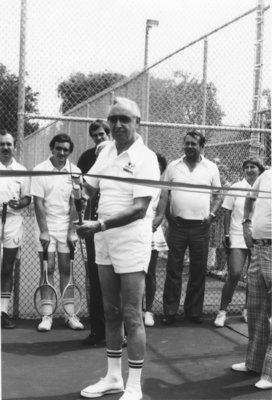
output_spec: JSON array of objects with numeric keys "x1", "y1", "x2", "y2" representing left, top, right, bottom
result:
[{"x1": 80, "y1": 387, "x2": 124, "y2": 398}]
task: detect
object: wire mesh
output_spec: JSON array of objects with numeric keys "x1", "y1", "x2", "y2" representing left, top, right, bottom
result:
[{"x1": 1, "y1": 1, "x2": 271, "y2": 319}]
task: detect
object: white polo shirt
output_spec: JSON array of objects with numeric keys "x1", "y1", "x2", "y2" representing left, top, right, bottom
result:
[
  {"x1": 85, "y1": 135, "x2": 160, "y2": 218},
  {"x1": 222, "y1": 178, "x2": 252, "y2": 238},
  {"x1": 164, "y1": 155, "x2": 221, "y2": 219},
  {"x1": 30, "y1": 158, "x2": 81, "y2": 229},
  {"x1": 249, "y1": 169, "x2": 272, "y2": 239},
  {"x1": 0, "y1": 158, "x2": 30, "y2": 217}
]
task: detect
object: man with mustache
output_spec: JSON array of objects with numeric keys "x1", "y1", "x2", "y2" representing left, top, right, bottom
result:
[
  {"x1": 154, "y1": 130, "x2": 221, "y2": 325},
  {"x1": 0, "y1": 130, "x2": 31, "y2": 329}
]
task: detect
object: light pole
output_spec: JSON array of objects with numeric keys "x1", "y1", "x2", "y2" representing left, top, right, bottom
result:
[{"x1": 143, "y1": 19, "x2": 159, "y2": 144}]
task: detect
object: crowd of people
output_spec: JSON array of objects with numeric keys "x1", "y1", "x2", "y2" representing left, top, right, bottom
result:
[{"x1": 0, "y1": 96, "x2": 271, "y2": 398}]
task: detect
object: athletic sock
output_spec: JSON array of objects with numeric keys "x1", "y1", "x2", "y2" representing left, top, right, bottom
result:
[
  {"x1": 62, "y1": 298, "x2": 74, "y2": 316},
  {"x1": 125, "y1": 359, "x2": 144, "y2": 393},
  {"x1": 105, "y1": 349, "x2": 122, "y2": 381},
  {"x1": 41, "y1": 300, "x2": 53, "y2": 316},
  {"x1": 1, "y1": 293, "x2": 11, "y2": 314}
]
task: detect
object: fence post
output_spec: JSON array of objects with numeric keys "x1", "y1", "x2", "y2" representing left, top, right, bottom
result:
[
  {"x1": 250, "y1": 0, "x2": 264, "y2": 158},
  {"x1": 17, "y1": 0, "x2": 27, "y2": 164},
  {"x1": 13, "y1": 0, "x2": 27, "y2": 318},
  {"x1": 201, "y1": 37, "x2": 208, "y2": 137}
]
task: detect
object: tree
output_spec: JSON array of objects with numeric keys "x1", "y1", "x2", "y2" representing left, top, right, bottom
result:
[
  {"x1": 0, "y1": 63, "x2": 39, "y2": 137},
  {"x1": 57, "y1": 71, "x2": 126, "y2": 113},
  {"x1": 149, "y1": 71, "x2": 225, "y2": 125}
]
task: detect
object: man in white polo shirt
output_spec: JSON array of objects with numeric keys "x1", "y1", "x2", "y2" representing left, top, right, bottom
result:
[
  {"x1": 232, "y1": 168, "x2": 272, "y2": 390},
  {"x1": 0, "y1": 130, "x2": 31, "y2": 329},
  {"x1": 154, "y1": 130, "x2": 221, "y2": 325},
  {"x1": 31, "y1": 133, "x2": 83, "y2": 332},
  {"x1": 76, "y1": 97, "x2": 160, "y2": 400}
]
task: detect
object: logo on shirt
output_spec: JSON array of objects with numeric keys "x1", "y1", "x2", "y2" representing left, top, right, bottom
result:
[{"x1": 123, "y1": 162, "x2": 136, "y2": 174}]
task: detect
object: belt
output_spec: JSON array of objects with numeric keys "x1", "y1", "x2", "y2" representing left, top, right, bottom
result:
[
  {"x1": 252, "y1": 239, "x2": 272, "y2": 246},
  {"x1": 175, "y1": 216, "x2": 203, "y2": 226}
]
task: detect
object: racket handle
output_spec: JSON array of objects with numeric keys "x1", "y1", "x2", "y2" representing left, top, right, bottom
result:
[
  {"x1": 2, "y1": 202, "x2": 7, "y2": 224},
  {"x1": 70, "y1": 245, "x2": 75, "y2": 260},
  {"x1": 43, "y1": 248, "x2": 48, "y2": 261}
]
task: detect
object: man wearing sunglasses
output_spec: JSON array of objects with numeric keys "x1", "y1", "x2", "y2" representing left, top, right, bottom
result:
[
  {"x1": 31, "y1": 133, "x2": 84, "y2": 332},
  {"x1": 76, "y1": 97, "x2": 160, "y2": 400}
]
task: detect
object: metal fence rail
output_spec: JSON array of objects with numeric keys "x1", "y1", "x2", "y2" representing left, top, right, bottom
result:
[{"x1": 1, "y1": 1, "x2": 271, "y2": 319}]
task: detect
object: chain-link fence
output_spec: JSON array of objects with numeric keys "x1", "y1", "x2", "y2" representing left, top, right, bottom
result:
[{"x1": 1, "y1": 1, "x2": 271, "y2": 319}]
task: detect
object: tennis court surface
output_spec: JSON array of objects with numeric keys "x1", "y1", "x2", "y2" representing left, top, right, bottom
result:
[{"x1": 2, "y1": 316, "x2": 271, "y2": 400}]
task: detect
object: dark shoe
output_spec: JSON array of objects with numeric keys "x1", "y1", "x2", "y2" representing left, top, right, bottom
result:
[
  {"x1": 161, "y1": 315, "x2": 175, "y2": 325},
  {"x1": 82, "y1": 332, "x2": 105, "y2": 346},
  {"x1": 1, "y1": 312, "x2": 16, "y2": 329},
  {"x1": 185, "y1": 315, "x2": 203, "y2": 324}
]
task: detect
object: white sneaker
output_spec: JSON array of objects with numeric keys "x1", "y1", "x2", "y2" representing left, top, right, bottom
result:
[
  {"x1": 255, "y1": 378, "x2": 272, "y2": 389},
  {"x1": 214, "y1": 310, "x2": 226, "y2": 327},
  {"x1": 65, "y1": 314, "x2": 84, "y2": 330},
  {"x1": 231, "y1": 362, "x2": 249, "y2": 372},
  {"x1": 38, "y1": 316, "x2": 53, "y2": 332},
  {"x1": 119, "y1": 387, "x2": 143, "y2": 400},
  {"x1": 81, "y1": 377, "x2": 124, "y2": 398},
  {"x1": 144, "y1": 311, "x2": 155, "y2": 327},
  {"x1": 242, "y1": 309, "x2": 248, "y2": 323}
]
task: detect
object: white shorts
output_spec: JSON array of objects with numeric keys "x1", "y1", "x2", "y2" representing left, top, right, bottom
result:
[
  {"x1": 94, "y1": 219, "x2": 152, "y2": 273},
  {"x1": 0, "y1": 215, "x2": 23, "y2": 248},
  {"x1": 230, "y1": 234, "x2": 247, "y2": 249},
  {"x1": 35, "y1": 227, "x2": 70, "y2": 253}
]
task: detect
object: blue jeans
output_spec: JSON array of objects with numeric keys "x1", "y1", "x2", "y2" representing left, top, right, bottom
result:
[{"x1": 163, "y1": 217, "x2": 210, "y2": 318}]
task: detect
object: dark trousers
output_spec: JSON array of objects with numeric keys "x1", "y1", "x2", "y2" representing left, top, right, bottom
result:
[
  {"x1": 145, "y1": 250, "x2": 159, "y2": 311},
  {"x1": 85, "y1": 235, "x2": 105, "y2": 336},
  {"x1": 163, "y1": 218, "x2": 210, "y2": 319}
]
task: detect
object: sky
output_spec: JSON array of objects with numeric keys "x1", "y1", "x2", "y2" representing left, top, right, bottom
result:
[{"x1": 1, "y1": 0, "x2": 271, "y2": 125}]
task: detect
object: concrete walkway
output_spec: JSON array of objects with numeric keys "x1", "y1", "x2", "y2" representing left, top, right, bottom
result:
[{"x1": 1, "y1": 316, "x2": 271, "y2": 400}]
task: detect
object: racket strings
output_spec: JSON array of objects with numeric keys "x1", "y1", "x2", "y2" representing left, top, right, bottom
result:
[
  {"x1": 62, "y1": 285, "x2": 81, "y2": 316},
  {"x1": 34, "y1": 286, "x2": 58, "y2": 316}
]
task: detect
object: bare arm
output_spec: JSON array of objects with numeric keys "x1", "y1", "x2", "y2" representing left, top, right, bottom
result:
[
  {"x1": 242, "y1": 196, "x2": 256, "y2": 248},
  {"x1": 152, "y1": 189, "x2": 169, "y2": 231},
  {"x1": 223, "y1": 209, "x2": 231, "y2": 236},
  {"x1": 33, "y1": 196, "x2": 50, "y2": 249},
  {"x1": 203, "y1": 191, "x2": 222, "y2": 224},
  {"x1": 223, "y1": 208, "x2": 232, "y2": 249},
  {"x1": 9, "y1": 195, "x2": 31, "y2": 210},
  {"x1": 76, "y1": 196, "x2": 152, "y2": 238}
]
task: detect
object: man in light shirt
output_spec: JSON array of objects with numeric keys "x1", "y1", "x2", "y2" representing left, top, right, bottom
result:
[
  {"x1": 76, "y1": 97, "x2": 160, "y2": 400},
  {"x1": 31, "y1": 133, "x2": 83, "y2": 332},
  {"x1": 154, "y1": 130, "x2": 221, "y2": 325},
  {"x1": 0, "y1": 130, "x2": 31, "y2": 329}
]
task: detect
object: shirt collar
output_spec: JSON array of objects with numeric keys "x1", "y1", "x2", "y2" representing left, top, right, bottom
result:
[
  {"x1": 47, "y1": 157, "x2": 70, "y2": 172},
  {"x1": 180, "y1": 154, "x2": 207, "y2": 165},
  {"x1": 0, "y1": 157, "x2": 17, "y2": 169},
  {"x1": 118, "y1": 134, "x2": 144, "y2": 165}
]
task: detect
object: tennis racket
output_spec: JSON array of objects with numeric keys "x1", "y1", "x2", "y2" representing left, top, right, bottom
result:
[
  {"x1": 0, "y1": 202, "x2": 8, "y2": 269},
  {"x1": 62, "y1": 245, "x2": 82, "y2": 316},
  {"x1": 33, "y1": 248, "x2": 58, "y2": 316}
]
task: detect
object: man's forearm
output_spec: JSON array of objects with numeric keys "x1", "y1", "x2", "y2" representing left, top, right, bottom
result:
[
  {"x1": 34, "y1": 201, "x2": 48, "y2": 233},
  {"x1": 243, "y1": 196, "x2": 255, "y2": 220},
  {"x1": 103, "y1": 198, "x2": 151, "y2": 230}
]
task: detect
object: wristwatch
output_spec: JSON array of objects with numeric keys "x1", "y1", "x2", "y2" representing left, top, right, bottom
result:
[
  {"x1": 99, "y1": 219, "x2": 107, "y2": 231},
  {"x1": 210, "y1": 212, "x2": 216, "y2": 219},
  {"x1": 241, "y1": 218, "x2": 252, "y2": 224}
]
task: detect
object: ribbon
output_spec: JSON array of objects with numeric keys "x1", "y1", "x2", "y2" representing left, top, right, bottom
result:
[{"x1": 0, "y1": 169, "x2": 270, "y2": 198}]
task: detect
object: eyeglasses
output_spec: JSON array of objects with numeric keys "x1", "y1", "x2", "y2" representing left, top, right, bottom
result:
[
  {"x1": 55, "y1": 146, "x2": 70, "y2": 153},
  {"x1": 107, "y1": 115, "x2": 133, "y2": 124}
]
